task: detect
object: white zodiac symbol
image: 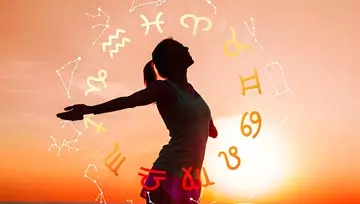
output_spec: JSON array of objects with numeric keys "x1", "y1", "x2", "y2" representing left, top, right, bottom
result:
[
  {"x1": 180, "y1": 14, "x2": 212, "y2": 36},
  {"x1": 101, "y1": 29, "x2": 131, "y2": 59},
  {"x1": 140, "y1": 12, "x2": 165, "y2": 36}
]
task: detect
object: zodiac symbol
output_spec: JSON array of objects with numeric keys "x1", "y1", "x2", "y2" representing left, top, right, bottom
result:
[
  {"x1": 55, "y1": 57, "x2": 81, "y2": 99},
  {"x1": 181, "y1": 167, "x2": 201, "y2": 190},
  {"x1": 84, "y1": 164, "x2": 107, "y2": 204},
  {"x1": 218, "y1": 146, "x2": 241, "y2": 170},
  {"x1": 102, "y1": 29, "x2": 131, "y2": 59},
  {"x1": 224, "y1": 27, "x2": 252, "y2": 57},
  {"x1": 241, "y1": 111, "x2": 262, "y2": 139},
  {"x1": 83, "y1": 114, "x2": 107, "y2": 133},
  {"x1": 200, "y1": 167, "x2": 215, "y2": 187},
  {"x1": 244, "y1": 17, "x2": 263, "y2": 50},
  {"x1": 239, "y1": 68, "x2": 262, "y2": 96},
  {"x1": 85, "y1": 7, "x2": 110, "y2": 46},
  {"x1": 85, "y1": 69, "x2": 108, "y2": 96},
  {"x1": 180, "y1": 14, "x2": 212, "y2": 36},
  {"x1": 138, "y1": 167, "x2": 167, "y2": 191},
  {"x1": 264, "y1": 61, "x2": 292, "y2": 97},
  {"x1": 104, "y1": 142, "x2": 126, "y2": 176},
  {"x1": 129, "y1": 0, "x2": 167, "y2": 13},
  {"x1": 140, "y1": 12, "x2": 165, "y2": 35}
]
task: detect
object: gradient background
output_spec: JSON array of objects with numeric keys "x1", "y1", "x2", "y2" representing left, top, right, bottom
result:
[{"x1": 0, "y1": 0, "x2": 359, "y2": 203}]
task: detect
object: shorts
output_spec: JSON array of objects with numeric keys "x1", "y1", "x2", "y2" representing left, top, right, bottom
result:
[{"x1": 140, "y1": 166, "x2": 201, "y2": 204}]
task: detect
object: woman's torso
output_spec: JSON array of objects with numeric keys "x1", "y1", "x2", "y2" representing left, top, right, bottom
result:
[{"x1": 153, "y1": 80, "x2": 211, "y2": 177}]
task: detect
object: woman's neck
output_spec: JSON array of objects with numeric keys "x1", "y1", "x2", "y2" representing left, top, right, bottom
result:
[{"x1": 168, "y1": 71, "x2": 188, "y2": 88}]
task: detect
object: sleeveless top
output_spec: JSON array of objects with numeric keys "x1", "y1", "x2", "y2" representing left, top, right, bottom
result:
[{"x1": 153, "y1": 80, "x2": 211, "y2": 178}]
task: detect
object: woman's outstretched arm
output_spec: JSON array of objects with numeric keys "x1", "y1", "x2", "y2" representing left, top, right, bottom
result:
[{"x1": 90, "y1": 81, "x2": 164, "y2": 115}]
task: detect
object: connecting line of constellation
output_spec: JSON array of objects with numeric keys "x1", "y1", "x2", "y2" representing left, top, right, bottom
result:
[
  {"x1": 264, "y1": 61, "x2": 292, "y2": 97},
  {"x1": 244, "y1": 17, "x2": 263, "y2": 50},
  {"x1": 48, "y1": 121, "x2": 82, "y2": 157},
  {"x1": 56, "y1": 57, "x2": 81, "y2": 99},
  {"x1": 84, "y1": 164, "x2": 107, "y2": 204},
  {"x1": 86, "y1": 8, "x2": 110, "y2": 46},
  {"x1": 190, "y1": 193, "x2": 216, "y2": 204},
  {"x1": 129, "y1": 0, "x2": 217, "y2": 14}
]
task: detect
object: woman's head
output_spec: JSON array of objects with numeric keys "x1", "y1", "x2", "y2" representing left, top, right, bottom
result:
[{"x1": 143, "y1": 38, "x2": 194, "y2": 86}]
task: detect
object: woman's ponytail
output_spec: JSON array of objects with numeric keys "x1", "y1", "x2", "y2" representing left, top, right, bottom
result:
[{"x1": 143, "y1": 60, "x2": 157, "y2": 87}]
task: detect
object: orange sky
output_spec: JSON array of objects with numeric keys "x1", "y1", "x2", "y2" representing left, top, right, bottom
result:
[{"x1": 0, "y1": 0, "x2": 359, "y2": 203}]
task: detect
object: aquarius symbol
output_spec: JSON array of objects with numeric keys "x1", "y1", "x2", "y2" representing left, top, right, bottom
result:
[
  {"x1": 239, "y1": 68, "x2": 262, "y2": 96},
  {"x1": 218, "y1": 146, "x2": 241, "y2": 170},
  {"x1": 102, "y1": 29, "x2": 131, "y2": 59},
  {"x1": 104, "y1": 142, "x2": 126, "y2": 176},
  {"x1": 83, "y1": 114, "x2": 107, "y2": 133},
  {"x1": 264, "y1": 61, "x2": 292, "y2": 97},
  {"x1": 85, "y1": 69, "x2": 108, "y2": 96},
  {"x1": 140, "y1": 12, "x2": 165, "y2": 35},
  {"x1": 138, "y1": 167, "x2": 167, "y2": 191},
  {"x1": 180, "y1": 14, "x2": 212, "y2": 36},
  {"x1": 224, "y1": 27, "x2": 252, "y2": 57},
  {"x1": 241, "y1": 111, "x2": 262, "y2": 139}
]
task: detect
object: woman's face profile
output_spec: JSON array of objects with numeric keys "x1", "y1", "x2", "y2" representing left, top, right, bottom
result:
[{"x1": 159, "y1": 40, "x2": 194, "y2": 69}]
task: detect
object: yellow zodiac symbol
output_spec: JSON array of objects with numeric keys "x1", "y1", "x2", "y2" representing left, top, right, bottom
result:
[
  {"x1": 241, "y1": 111, "x2": 262, "y2": 139},
  {"x1": 102, "y1": 28, "x2": 131, "y2": 59},
  {"x1": 180, "y1": 14, "x2": 212, "y2": 36},
  {"x1": 140, "y1": 12, "x2": 165, "y2": 35},
  {"x1": 218, "y1": 146, "x2": 241, "y2": 170},
  {"x1": 104, "y1": 142, "x2": 126, "y2": 176},
  {"x1": 85, "y1": 69, "x2": 107, "y2": 96},
  {"x1": 239, "y1": 68, "x2": 262, "y2": 96},
  {"x1": 83, "y1": 114, "x2": 107, "y2": 133},
  {"x1": 224, "y1": 27, "x2": 252, "y2": 57}
]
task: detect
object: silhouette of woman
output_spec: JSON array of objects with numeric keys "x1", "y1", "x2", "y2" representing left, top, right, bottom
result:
[{"x1": 56, "y1": 38, "x2": 218, "y2": 204}]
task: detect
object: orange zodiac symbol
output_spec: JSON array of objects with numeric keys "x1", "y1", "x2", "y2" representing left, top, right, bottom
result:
[
  {"x1": 239, "y1": 68, "x2": 262, "y2": 96},
  {"x1": 138, "y1": 167, "x2": 167, "y2": 191},
  {"x1": 104, "y1": 142, "x2": 126, "y2": 176},
  {"x1": 218, "y1": 146, "x2": 241, "y2": 170},
  {"x1": 241, "y1": 111, "x2": 262, "y2": 139},
  {"x1": 200, "y1": 167, "x2": 215, "y2": 187}
]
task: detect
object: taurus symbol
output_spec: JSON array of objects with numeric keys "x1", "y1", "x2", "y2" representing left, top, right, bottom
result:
[
  {"x1": 224, "y1": 27, "x2": 252, "y2": 57},
  {"x1": 140, "y1": 12, "x2": 165, "y2": 35},
  {"x1": 180, "y1": 14, "x2": 212, "y2": 36},
  {"x1": 218, "y1": 146, "x2": 241, "y2": 170}
]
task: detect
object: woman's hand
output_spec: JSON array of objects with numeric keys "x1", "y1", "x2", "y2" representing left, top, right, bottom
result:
[{"x1": 56, "y1": 104, "x2": 92, "y2": 121}]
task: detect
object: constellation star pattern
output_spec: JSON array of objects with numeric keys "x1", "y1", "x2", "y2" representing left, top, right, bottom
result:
[
  {"x1": 129, "y1": 0, "x2": 167, "y2": 13},
  {"x1": 86, "y1": 7, "x2": 110, "y2": 45},
  {"x1": 264, "y1": 61, "x2": 292, "y2": 96},
  {"x1": 147, "y1": 191, "x2": 155, "y2": 204},
  {"x1": 47, "y1": 121, "x2": 82, "y2": 157},
  {"x1": 244, "y1": 17, "x2": 263, "y2": 50},
  {"x1": 190, "y1": 193, "x2": 216, "y2": 204},
  {"x1": 204, "y1": 0, "x2": 217, "y2": 14},
  {"x1": 55, "y1": 57, "x2": 81, "y2": 99},
  {"x1": 84, "y1": 164, "x2": 107, "y2": 204}
]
